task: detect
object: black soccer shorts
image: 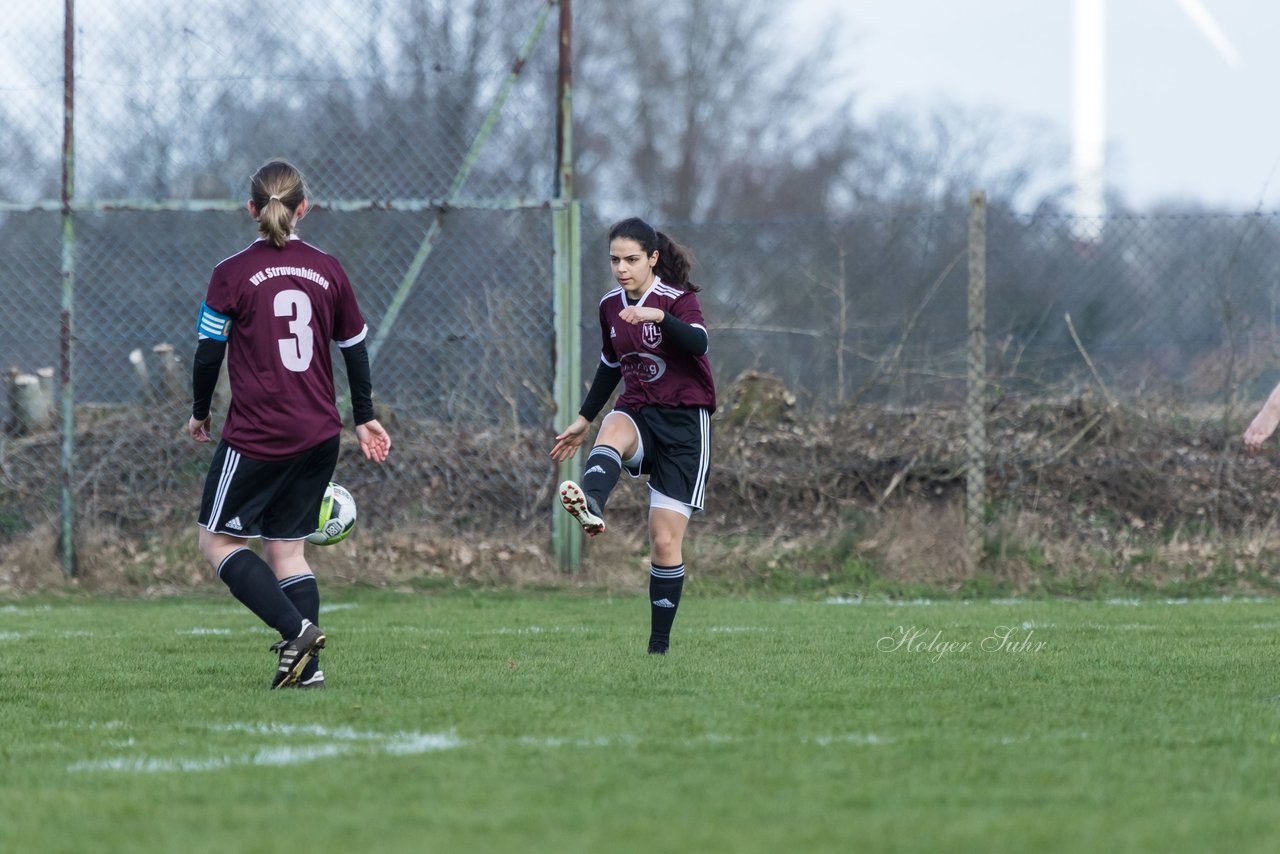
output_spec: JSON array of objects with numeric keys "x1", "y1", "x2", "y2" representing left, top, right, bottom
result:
[
  {"x1": 612, "y1": 405, "x2": 711, "y2": 511},
  {"x1": 197, "y1": 434, "x2": 340, "y2": 540}
]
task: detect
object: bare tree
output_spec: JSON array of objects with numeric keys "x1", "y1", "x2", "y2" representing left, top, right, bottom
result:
[
  {"x1": 572, "y1": 0, "x2": 858, "y2": 222},
  {"x1": 0, "y1": 105, "x2": 47, "y2": 201},
  {"x1": 844, "y1": 104, "x2": 1071, "y2": 215}
]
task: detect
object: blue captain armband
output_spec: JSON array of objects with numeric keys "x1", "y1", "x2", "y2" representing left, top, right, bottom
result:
[{"x1": 196, "y1": 302, "x2": 232, "y2": 341}]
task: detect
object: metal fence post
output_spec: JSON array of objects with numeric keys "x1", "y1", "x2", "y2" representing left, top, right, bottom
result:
[
  {"x1": 58, "y1": 0, "x2": 76, "y2": 579},
  {"x1": 965, "y1": 191, "x2": 987, "y2": 570},
  {"x1": 552, "y1": 201, "x2": 581, "y2": 571},
  {"x1": 550, "y1": 0, "x2": 580, "y2": 572}
]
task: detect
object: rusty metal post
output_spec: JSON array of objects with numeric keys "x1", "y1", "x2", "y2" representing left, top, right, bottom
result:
[
  {"x1": 965, "y1": 191, "x2": 988, "y2": 570},
  {"x1": 58, "y1": 0, "x2": 77, "y2": 579}
]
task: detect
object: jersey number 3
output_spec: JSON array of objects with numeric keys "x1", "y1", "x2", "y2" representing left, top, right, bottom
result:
[{"x1": 274, "y1": 289, "x2": 315, "y2": 372}]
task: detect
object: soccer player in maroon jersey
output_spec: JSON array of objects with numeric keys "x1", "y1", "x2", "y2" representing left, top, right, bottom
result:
[
  {"x1": 187, "y1": 159, "x2": 391, "y2": 688},
  {"x1": 551, "y1": 217, "x2": 715, "y2": 655}
]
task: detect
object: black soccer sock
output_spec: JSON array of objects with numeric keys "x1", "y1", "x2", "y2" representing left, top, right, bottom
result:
[
  {"x1": 581, "y1": 445, "x2": 623, "y2": 510},
  {"x1": 217, "y1": 548, "x2": 304, "y2": 640},
  {"x1": 649, "y1": 563, "x2": 686, "y2": 649},
  {"x1": 279, "y1": 573, "x2": 320, "y2": 626},
  {"x1": 280, "y1": 573, "x2": 321, "y2": 676}
]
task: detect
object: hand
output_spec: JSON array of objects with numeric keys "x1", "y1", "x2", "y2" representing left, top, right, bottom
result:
[
  {"x1": 188, "y1": 415, "x2": 212, "y2": 443},
  {"x1": 1244, "y1": 416, "x2": 1276, "y2": 457},
  {"x1": 550, "y1": 416, "x2": 590, "y2": 462},
  {"x1": 356, "y1": 419, "x2": 392, "y2": 462},
  {"x1": 618, "y1": 306, "x2": 664, "y2": 326}
]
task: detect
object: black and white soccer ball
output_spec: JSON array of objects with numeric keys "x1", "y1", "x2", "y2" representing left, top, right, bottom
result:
[{"x1": 306, "y1": 482, "x2": 357, "y2": 546}]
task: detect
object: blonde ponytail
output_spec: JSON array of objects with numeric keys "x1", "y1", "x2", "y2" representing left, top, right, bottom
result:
[{"x1": 249, "y1": 160, "x2": 308, "y2": 248}]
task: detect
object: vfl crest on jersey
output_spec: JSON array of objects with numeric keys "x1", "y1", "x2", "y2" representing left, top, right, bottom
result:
[{"x1": 641, "y1": 321, "x2": 662, "y2": 349}]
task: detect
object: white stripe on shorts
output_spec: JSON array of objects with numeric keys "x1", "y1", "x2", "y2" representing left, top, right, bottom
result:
[
  {"x1": 210, "y1": 447, "x2": 240, "y2": 530},
  {"x1": 691, "y1": 407, "x2": 710, "y2": 508}
]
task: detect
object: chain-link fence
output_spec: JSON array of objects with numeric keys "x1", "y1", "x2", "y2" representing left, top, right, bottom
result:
[
  {"x1": 596, "y1": 207, "x2": 1280, "y2": 412},
  {"x1": 0, "y1": 1, "x2": 572, "y2": 574},
  {"x1": 6, "y1": 2, "x2": 1280, "y2": 579}
]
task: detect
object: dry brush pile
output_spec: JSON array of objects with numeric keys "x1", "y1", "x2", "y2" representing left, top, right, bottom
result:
[{"x1": 4, "y1": 376, "x2": 1280, "y2": 595}]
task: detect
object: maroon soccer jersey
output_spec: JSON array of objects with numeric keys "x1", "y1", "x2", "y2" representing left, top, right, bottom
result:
[
  {"x1": 598, "y1": 277, "x2": 717, "y2": 412},
  {"x1": 200, "y1": 237, "x2": 368, "y2": 459}
]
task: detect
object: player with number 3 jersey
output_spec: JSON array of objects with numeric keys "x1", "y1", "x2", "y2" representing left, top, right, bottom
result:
[
  {"x1": 200, "y1": 208, "x2": 368, "y2": 458},
  {"x1": 187, "y1": 159, "x2": 391, "y2": 689}
]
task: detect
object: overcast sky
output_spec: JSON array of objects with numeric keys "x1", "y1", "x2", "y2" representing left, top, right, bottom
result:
[{"x1": 784, "y1": 0, "x2": 1280, "y2": 212}]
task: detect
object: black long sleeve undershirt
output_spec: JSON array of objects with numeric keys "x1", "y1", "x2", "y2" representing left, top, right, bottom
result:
[
  {"x1": 191, "y1": 338, "x2": 376, "y2": 426},
  {"x1": 191, "y1": 337, "x2": 226, "y2": 420},
  {"x1": 341, "y1": 340, "x2": 375, "y2": 425},
  {"x1": 658, "y1": 311, "x2": 709, "y2": 356},
  {"x1": 579, "y1": 362, "x2": 622, "y2": 422}
]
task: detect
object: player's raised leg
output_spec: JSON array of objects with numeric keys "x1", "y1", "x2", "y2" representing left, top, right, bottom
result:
[{"x1": 560, "y1": 411, "x2": 640, "y2": 536}]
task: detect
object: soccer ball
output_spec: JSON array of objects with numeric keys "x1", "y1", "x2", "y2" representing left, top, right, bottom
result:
[{"x1": 306, "y1": 482, "x2": 357, "y2": 546}]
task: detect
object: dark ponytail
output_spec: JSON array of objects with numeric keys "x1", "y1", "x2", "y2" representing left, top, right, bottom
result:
[{"x1": 608, "y1": 217, "x2": 699, "y2": 292}]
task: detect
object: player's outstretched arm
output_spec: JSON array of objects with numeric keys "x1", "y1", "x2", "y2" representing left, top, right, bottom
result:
[
  {"x1": 356, "y1": 419, "x2": 391, "y2": 462},
  {"x1": 550, "y1": 415, "x2": 590, "y2": 462},
  {"x1": 1244, "y1": 380, "x2": 1280, "y2": 455}
]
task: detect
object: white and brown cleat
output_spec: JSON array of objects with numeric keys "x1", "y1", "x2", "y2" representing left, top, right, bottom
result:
[{"x1": 559, "y1": 480, "x2": 606, "y2": 536}]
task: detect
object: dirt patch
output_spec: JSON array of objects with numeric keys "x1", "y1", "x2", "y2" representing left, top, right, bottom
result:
[{"x1": 864, "y1": 499, "x2": 969, "y2": 585}]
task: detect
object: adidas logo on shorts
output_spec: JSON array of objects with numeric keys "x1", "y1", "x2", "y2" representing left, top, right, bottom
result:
[{"x1": 225, "y1": 516, "x2": 243, "y2": 531}]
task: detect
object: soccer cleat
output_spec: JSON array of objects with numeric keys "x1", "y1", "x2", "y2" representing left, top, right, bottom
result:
[
  {"x1": 294, "y1": 670, "x2": 325, "y2": 690},
  {"x1": 290, "y1": 653, "x2": 324, "y2": 689},
  {"x1": 269, "y1": 620, "x2": 326, "y2": 689},
  {"x1": 559, "y1": 480, "x2": 605, "y2": 536},
  {"x1": 647, "y1": 638, "x2": 669, "y2": 655}
]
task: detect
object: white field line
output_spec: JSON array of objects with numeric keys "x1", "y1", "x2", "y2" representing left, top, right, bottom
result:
[
  {"x1": 69, "y1": 746, "x2": 352, "y2": 773},
  {"x1": 516, "y1": 732, "x2": 891, "y2": 749},
  {"x1": 804, "y1": 734, "x2": 892, "y2": 746},
  {"x1": 70, "y1": 723, "x2": 465, "y2": 773},
  {"x1": 998, "y1": 731, "x2": 1089, "y2": 745},
  {"x1": 481, "y1": 626, "x2": 593, "y2": 635},
  {"x1": 1158, "y1": 596, "x2": 1267, "y2": 605},
  {"x1": 517, "y1": 735, "x2": 636, "y2": 748},
  {"x1": 211, "y1": 601, "x2": 360, "y2": 616},
  {"x1": 0, "y1": 604, "x2": 54, "y2": 614},
  {"x1": 824, "y1": 596, "x2": 1268, "y2": 607},
  {"x1": 1083, "y1": 623, "x2": 1161, "y2": 631},
  {"x1": 67, "y1": 723, "x2": 892, "y2": 773}
]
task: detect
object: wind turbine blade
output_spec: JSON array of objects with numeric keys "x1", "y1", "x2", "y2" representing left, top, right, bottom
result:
[
  {"x1": 1174, "y1": 0, "x2": 1243, "y2": 69},
  {"x1": 1073, "y1": 0, "x2": 1106, "y2": 231}
]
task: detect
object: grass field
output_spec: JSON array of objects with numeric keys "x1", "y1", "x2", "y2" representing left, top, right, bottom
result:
[{"x1": 3, "y1": 589, "x2": 1280, "y2": 853}]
